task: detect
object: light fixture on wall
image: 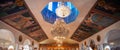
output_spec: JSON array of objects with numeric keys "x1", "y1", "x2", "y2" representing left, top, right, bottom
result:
[{"x1": 56, "y1": 2, "x2": 71, "y2": 18}]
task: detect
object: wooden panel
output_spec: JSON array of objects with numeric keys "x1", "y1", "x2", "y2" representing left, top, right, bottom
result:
[{"x1": 39, "y1": 44, "x2": 79, "y2": 50}]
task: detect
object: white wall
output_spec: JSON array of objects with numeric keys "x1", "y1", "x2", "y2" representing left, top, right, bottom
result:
[
  {"x1": 79, "y1": 21, "x2": 120, "y2": 50},
  {"x1": 0, "y1": 21, "x2": 39, "y2": 50}
]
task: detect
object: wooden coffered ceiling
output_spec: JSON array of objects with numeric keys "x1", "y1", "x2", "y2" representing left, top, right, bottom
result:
[{"x1": 0, "y1": 0, "x2": 120, "y2": 44}]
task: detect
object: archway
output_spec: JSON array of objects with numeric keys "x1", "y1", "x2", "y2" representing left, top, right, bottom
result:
[
  {"x1": 104, "y1": 29, "x2": 120, "y2": 50},
  {"x1": 23, "y1": 39, "x2": 32, "y2": 50},
  {"x1": 0, "y1": 29, "x2": 15, "y2": 50}
]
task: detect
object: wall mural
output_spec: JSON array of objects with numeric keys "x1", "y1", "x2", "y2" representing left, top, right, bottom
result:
[
  {"x1": 71, "y1": 0, "x2": 120, "y2": 42},
  {"x1": 0, "y1": 0, "x2": 26, "y2": 17},
  {"x1": 0, "y1": 10, "x2": 48, "y2": 42},
  {"x1": 95, "y1": 0, "x2": 120, "y2": 17},
  {"x1": 0, "y1": 0, "x2": 48, "y2": 42}
]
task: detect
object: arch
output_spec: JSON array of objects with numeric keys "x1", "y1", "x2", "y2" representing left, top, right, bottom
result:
[
  {"x1": 89, "y1": 39, "x2": 96, "y2": 50},
  {"x1": 80, "y1": 43, "x2": 84, "y2": 50},
  {"x1": 0, "y1": 29, "x2": 15, "y2": 43},
  {"x1": 88, "y1": 39, "x2": 95, "y2": 46},
  {"x1": 104, "y1": 29, "x2": 120, "y2": 43},
  {"x1": 23, "y1": 39, "x2": 31, "y2": 45},
  {"x1": 23, "y1": 39, "x2": 31, "y2": 50}
]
